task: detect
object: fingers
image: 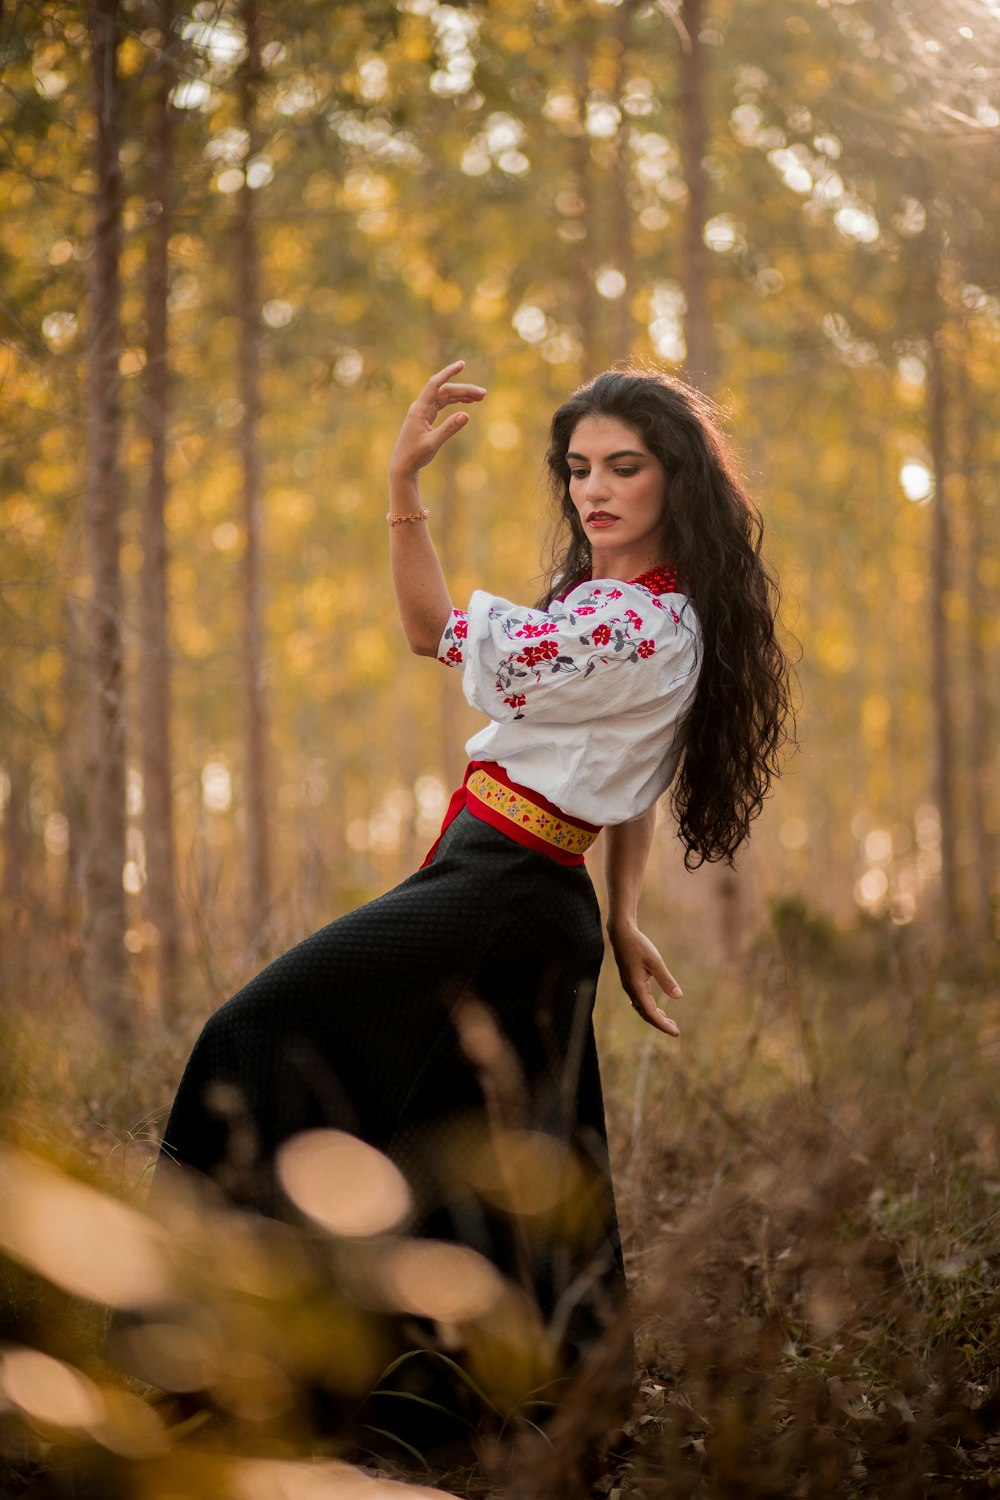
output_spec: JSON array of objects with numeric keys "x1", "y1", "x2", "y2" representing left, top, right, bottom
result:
[
  {"x1": 426, "y1": 409, "x2": 469, "y2": 456},
  {"x1": 615, "y1": 937, "x2": 683, "y2": 1037},
  {"x1": 437, "y1": 384, "x2": 487, "y2": 404},
  {"x1": 423, "y1": 361, "x2": 486, "y2": 408},
  {"x1": 429, "y1": 359, "x2": 466, "y2": 389},
  {"x1": 650, "y1": 956, "x2": 683, "y2": 1001},
  {"x1": 631, "y1": 987, "x2": 680, "y2": 1037}
]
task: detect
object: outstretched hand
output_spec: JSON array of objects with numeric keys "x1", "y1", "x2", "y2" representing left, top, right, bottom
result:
[
  {"x1": 609, "y1": 923, "x2": 683, "y2": 1037},
  {"x1": 389, "y1": 360, "x2": 486, "y2": 480}
]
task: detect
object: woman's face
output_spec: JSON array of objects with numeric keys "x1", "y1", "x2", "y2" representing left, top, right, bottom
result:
[{"x1": 566, "y1": 414, "x2": 668, "y2": 567}]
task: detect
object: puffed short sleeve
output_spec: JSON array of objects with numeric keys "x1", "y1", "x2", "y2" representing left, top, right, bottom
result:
[{"x1": 437, "y1": 582, "x2": 700, "y2": 727}]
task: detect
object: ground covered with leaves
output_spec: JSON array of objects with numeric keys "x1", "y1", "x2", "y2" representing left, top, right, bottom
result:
[{"x1": 1, "y1": 909, "x2": 998, "y2": 1498}]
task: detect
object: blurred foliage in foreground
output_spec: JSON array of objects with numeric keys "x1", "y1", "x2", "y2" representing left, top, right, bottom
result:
[{"x1": 2, "y1": 912, "x2": 998, "y2": 1497}]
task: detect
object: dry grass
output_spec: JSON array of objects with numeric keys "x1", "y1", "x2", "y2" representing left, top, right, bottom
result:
[{"x1": 1, "y1": 899, "x2": 998, "y2": 1498}]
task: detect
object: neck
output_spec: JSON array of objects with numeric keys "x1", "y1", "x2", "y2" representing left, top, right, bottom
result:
[{"x1": 588, "y1": 545, "x2": 665, "y2": 581}]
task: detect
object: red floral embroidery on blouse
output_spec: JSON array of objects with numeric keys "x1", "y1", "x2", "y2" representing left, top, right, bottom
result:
[
  {"x1": 518, "y1": 640, "x2": 560, "y2": 667},
  {"x1": 514, "y1": 620, "x2": 559, "y2": 638},
  {"x1": 438, "y1": 609, "x2": 468, "y2": 665},
  {"x1": 448, "y1": 574, "x2": 694, "y2": 715}
]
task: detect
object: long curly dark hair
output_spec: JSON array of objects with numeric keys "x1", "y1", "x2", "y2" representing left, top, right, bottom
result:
[{"x1": 539, "y1": 368, "x2": 795, "y2": 869}]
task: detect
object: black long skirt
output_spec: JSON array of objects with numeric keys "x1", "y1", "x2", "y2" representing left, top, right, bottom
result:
[{"x1": 158, "y1": 808, "x2": 627, "y2": 1366}]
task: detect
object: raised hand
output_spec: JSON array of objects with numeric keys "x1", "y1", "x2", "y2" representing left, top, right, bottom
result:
[{"x1": 389, "y1": 360, "x2": 486, "y2": 480}]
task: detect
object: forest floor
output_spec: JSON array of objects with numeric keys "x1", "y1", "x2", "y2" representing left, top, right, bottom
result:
[{"x1": 1, "y1": 902, "x2": 998, "y2": 1498}]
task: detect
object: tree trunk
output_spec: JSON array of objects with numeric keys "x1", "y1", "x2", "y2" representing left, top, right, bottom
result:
[
  {"x1": 139, "y1": 0, "x2": 181, "y2": 1018},
  {"x1": 2, "y1": 755, "x2": 28, "y2": 907},
  {"x1": 83, "y1": 0, "x2": 129, "y2": 1033},
  {"x1": 924, "y1": 259, "x2": 958, "y2": 936},
  {"x1": 677, "y1": 0, "x2": 742, "y2": 954},
  {"x1": 570, "y1": 41, "x2": 598, "y2": 375},
  {"x1": 237, "y1": 0, "x2": 272, "y2": 956},
  {"x1": 959, "y1": 356, "x2": 992, "y2": 944},
  {"x1": 609, "y1": 0, "x2": 637, "y2": 361},
  {"x1": 59, "y1": 593, "x2": 87, "y2": 961},
  {"x1": 678, "y1": 0, "x2": 717, "y2": 393}
]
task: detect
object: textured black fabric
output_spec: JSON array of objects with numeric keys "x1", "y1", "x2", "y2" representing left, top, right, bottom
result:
[{"x1": 158, "y1": 809, "x2": 625, "y2": 1355}]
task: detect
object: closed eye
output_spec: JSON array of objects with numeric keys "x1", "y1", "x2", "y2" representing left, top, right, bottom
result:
[{"x1": 569, "y1": 465, "x2": 641, "y2": 478}]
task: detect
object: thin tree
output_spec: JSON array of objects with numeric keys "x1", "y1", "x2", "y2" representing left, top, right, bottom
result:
[
  {"x1": 82, "y1": 0, "x2": 129, "y2": 1032},
  {"x1": 677, "y1": 0, "x2": 717, "y2": 393},
  {"x1": 922, "y1": 203, "x2": 958, "y2": 935},
  {"x1": 237, "y1": 0, "x2": 272, "y2": 955},
  {"x1": 138, "y1": 0, "x2": 181, "y2": 1017},
  {"x1": 676, "y1": 0, "x2": 743, "y2": 954},
  {"x1": 958, "y1": 350, "x2": 992, "y2": 944},
  {"x1": 608, "y1": 0, "x2": 637, "y2": 361},
  {"x1": 569, "y1": 36, "x2": 599, "y2": 374}
]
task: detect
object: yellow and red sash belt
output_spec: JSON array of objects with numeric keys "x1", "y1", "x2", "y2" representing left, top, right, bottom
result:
[{"x1": 421, "y1": 760, "x2": 601, "y2": 868}]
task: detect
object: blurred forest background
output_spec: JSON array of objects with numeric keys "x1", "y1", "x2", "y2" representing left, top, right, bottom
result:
[
  {"x1": 2, "y1": 0, "x2": 999, "y2": 1028},
  {"x1": 1, "y1": 1, "x2": 1000, "y2": 1495}
]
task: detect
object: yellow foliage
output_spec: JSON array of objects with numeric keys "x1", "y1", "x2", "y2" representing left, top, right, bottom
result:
[
  {"x1": 346, "y1": 629, "x2": 392, "y2": 684},
  {"x1": 269, "y1": 489, "x2": 315, "y2": 529},
  {"x1": 899, "y1": 571, "x2": 924, "y2": 604},
  {"x1": 402, "y1": 259, "x2": 435, "y2": 296},
  {"x1": 816, "y1": 632, "x2": 857, "y2": 674},
  {"x1": 398, "y1": 21, "x2": 432, "y2": 62},
  {"x1": 334, "y1": 291, "x2": 370, "y2": 322},
  {"x1": 267, "y1": 232, "x2": 308, "y2": 275},
  {"x1": 470, "y1": 291, "x2": 504, "y2": 322},
  {"x1": 861, "y1": 693, "x2": 891, "y2": 748},
  {"x1": 341, "y1": 172, "x2": 394, "y2": 212},
  {"x1": 303, "y1": 172, "x2": 338, "y2": 210},
  {"x1": 501, "y1": 26, "x2": 534, "y2": 53},
  {"x1": 296, "y1": 580, "x2": 336, "y2": 632},
  {"x1": 25, "y1": 462, "x2": 65, "y2": 501},
  {"x1": 118, "y1": 35, "x2": 146, "y2": 77},
  {"x1": 431, "y1": 280, "x2": 464, "y2": 314},
  {"x1": 174, "y1": 610, "x2": 217, "y2": 661},
  {"x1": 5, "y1": 496, "x2": 45, "y2": 540},
  {"x1": 589, "y1": 56, "x2": 620, "y2": 94}
]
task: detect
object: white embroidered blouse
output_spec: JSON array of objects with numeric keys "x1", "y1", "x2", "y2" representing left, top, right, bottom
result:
[{"x1": 436, "y1": 577, "x2": 702, "y2": 827}]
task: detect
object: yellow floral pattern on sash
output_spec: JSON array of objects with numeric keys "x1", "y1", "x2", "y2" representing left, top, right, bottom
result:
[{"x1": 466, "y1": 770, "x2": 599, "y2": 855}]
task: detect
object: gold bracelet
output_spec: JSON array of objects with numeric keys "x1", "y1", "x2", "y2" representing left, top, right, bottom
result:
[{"x1": 386, "y1": 507, "x2": 429, "y2": 526}]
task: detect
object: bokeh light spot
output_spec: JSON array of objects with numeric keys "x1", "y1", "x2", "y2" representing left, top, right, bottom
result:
[{"x1": 277, "y1": 1130, "x2": 411, "y2": 1237}]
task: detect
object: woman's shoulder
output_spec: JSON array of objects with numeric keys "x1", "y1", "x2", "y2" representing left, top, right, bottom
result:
[{"x1": 561, "y1": 577, "x2": 699, "y2": 633}]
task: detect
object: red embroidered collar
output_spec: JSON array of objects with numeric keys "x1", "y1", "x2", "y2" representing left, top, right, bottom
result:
[
  {"x1": 629, "y1": 563, "x2": 679, "y2": 596},
  {"x1": 556, "y1": 562, "x2": 680, "y2": 604}
]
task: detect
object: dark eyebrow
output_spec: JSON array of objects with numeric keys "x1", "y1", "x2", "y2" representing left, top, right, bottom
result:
[{"x1": 565, "y1": 448, "x2": 647, "y2": 461}]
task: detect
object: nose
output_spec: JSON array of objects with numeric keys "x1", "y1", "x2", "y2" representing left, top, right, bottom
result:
[{"x1": 582, "y1": 467, "x2": 608, "y2": 502}]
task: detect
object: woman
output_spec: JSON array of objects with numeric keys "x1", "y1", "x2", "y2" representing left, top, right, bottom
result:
[{"x1": 157, "y1": 361, "x2": 791, "y2": 1389}]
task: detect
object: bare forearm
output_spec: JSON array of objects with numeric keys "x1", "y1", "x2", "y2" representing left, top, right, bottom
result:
[
  {"x1": 386, "y1": 362, "x2": 485, "y2": 655},
  {"x1": 604, "y1": 804, "x2": 683, "y2": 1033},
  {"x1": 604, "y1": 806, "x2": 657, "y2": 935},
  {"x1": 387, "y1": 471, "x2": 452, "y2": 656}
]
